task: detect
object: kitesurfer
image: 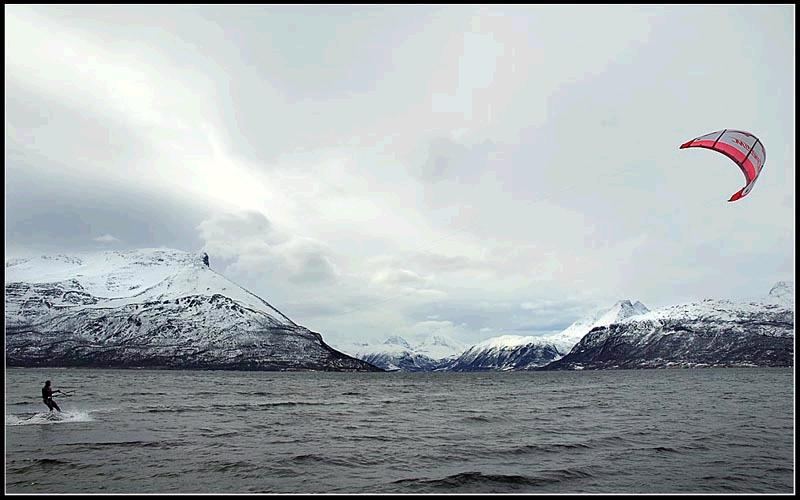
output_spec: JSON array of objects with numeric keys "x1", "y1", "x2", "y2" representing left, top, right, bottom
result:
[{"x1": 42, "y1": 380, "x2": 63, "y2": 412}]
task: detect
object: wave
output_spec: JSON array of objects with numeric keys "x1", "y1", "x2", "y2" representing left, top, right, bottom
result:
[
  {"x1": 508, "y1": 442, "x2": 592, "y2": 455},
  {"x1": 391, "y1": 471, "x2": 549, "y2": 491},
  {"x1": 143, "y1": 407, "x2": 198, "y2": 413},
  {"x1": 554, "y1": 404, "x2": 591, "y2": 410},
  {"x1": 6, "y1": 410, "x2": 94, "y2": 426},
  {"x1": 199, "y1": 430, "x2": 240, "y2": 438},
  {"x1": 342, "y1": 434, "x2": 394, "y2": 443},
  {"x1": 392, "y1": 468, "x2": 596, "y2": 492},
  {"x1": 119, "y1": 392, "x2": 170, "y2": 396},
  {"x1": 289, "y1": 453, "x2": 386, "y2": 467},
  {"x1": 506, "y1": 434, "x2": 629, "y2": 455},
  {"x1": 61, "y1": 440, "x2": 183, "y2": 452},
  {"x1": 652, "y1": 446, "x2": 681, "y2": 453},
  {"x1": 138, "y1": 400, "x2": 351, "y2": 413},
  {"x1": 209, "y1": 401, "x2": 350, "y2": 410},
  {"x1": 766, "y1": 466, "x2": 794, "y2": 474},
  {"x1": 463, "y1": 415, "x2": 492, "y2": 423},
  {"x1": 289, "y1": 454, "x2": 354, "y2": 467},
  {"x1": 199, "y1": 460, "x2": 261, "y2": 474},
  {"x1": 7, "y1": 458, "x2": 86, "y2": 474}
]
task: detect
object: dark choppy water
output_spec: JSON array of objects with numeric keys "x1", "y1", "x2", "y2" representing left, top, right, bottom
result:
[{"x1": 5, "y1": 367, "x2": 794, "y2": 493}]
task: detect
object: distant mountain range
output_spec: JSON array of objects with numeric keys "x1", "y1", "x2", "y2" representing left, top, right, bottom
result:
[
  {"x1": 335, "y1": 334, "x2": 465, "y2": 372},
  {"x1": 5, "y1": 249, "x2": 793, "y2": 371},
  {"x1": 5, "y1": 249, "x2": 379, "y2": 371},
  {"x1": 444, "y1": 335, "x2": 562, "y2": 371},
  {"x1": 545, "y1": 281, "x2": 794, "y2": 370},
  {"x1": 337, "y1": 284, "x2": 793, "y2": 372},
  {"x1": 342, "y1": 299, "x2": 652, "y2": 372}
]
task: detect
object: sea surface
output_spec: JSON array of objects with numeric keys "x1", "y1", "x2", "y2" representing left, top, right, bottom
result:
[{"x1": 5, "y1": 367, "x2": 795, "y2": 493}]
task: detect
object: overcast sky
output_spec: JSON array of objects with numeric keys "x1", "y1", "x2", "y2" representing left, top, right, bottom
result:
[{"x1": 5, "y1": 5, "x2": 795, "y2": 347}]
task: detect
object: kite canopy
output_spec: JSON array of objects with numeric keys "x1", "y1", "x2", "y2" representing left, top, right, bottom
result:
[{"x1": 680, "y1": 129, "x2": 766, "y2": 202}]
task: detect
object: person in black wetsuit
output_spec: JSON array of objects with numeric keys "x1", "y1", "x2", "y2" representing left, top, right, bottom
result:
[{"x1": 42, "y1": 380, "x2": 62, "y2": 412}]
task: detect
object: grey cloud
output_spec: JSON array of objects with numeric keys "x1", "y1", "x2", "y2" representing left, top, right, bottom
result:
[
  {"x1": 5, "y1": 78, "x2": 158, "y2": 177},
  {"x1": 403, "y1": 295, "x2": 597, "y2": 345},
  {"x1": 281, "y1": 240, "x2": 339, "y2": 284},
  {"x1": 5, "y1": 73, "x2": 213, "y2": 258},
  {"x1": 198, "y1": 211, "x2": 338, "y2": 286},
  {"x1": 408, "y1": 252, "x2": 486, "y2": 273},
  {"x1": 23, "y1": 4, "x2": 450, "y2": 167},
  {"x1": 197, "y1": 211, "x2": 283, "y2": 257},
  {"x1": 93, "y1": 234, "x2": 120, "y2": 244},
  {"x1": 369, "y1": 252, "x2": 493, "y2": 281},
  {"x1": 372, "y1": 268, "x2": 430, "y2": 287},
  {"x1": 5, "y1": 173, "x2": 210, "y2": 257},
  {"x1": 417, "y1": 136, "x2": 499, "y2": 183},
  {"x1": 5, "y1": 6, "x2": 793, "y2": 348}
]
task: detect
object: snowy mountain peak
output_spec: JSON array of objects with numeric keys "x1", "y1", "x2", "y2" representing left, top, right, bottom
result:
[
  {"x1": 4, "y1": 248, "x2": 295, "y2": 326},
  {"x1": 418, "y1": 333, "x2": 463, "y2": 349},
  {"x1": 423, "y1": 335, "x2": 450, "y2": 346},
  {"x1": 335, "y1": 331, "x2": 467, "y2": 370},
  {"x1": 472, "y1": 335, "x2": 555, "y2": 351},
  {"x1": 448, "y1": 335, "x2": 561, "y2": 371},
  {"x1": 611, "y1": 299, "x2": 649, "y2": 314},
  {"x1": 544, "y1": 298, "x2": 650, "y2": 354},
  {"x1": 768, "y1": 281, "x2": 794, "y2": 304},
  {"x1": 548, "y1": 284, "x2": 794, "y2": 371},
  {"x1": 384, "y1": 336, "x2": 412, "y2": 349},
  {"x1": 5, "y1": 248, "x2": 378, "y2": 371},
  {"x1": 415, "y1": 333, "x2": 466, "y2": 359},
  {"x1": 594, "y1": 299, "x2": 649, "y2": 328}
]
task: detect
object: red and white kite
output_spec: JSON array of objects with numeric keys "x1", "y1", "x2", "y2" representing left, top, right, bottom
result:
[{"x1": 680, "y1": 129, "x2": 766, "y2": 202}]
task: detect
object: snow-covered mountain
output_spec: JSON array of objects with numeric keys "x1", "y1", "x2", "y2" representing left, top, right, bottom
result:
[
  {"x1": 546, "y1": 282, "x2": 794, "y2": 370},
  {"x1": 445, "y1": 335, "x2": 561, "y2": 371},
  {"x1": 543, "y1": 299, "x2": 650, "y2": 354},
  {"x1": 413, "y1": 333, "x2": 466, "y2": 360},
  {"x1": 338, "y1": 300, "x2": 653, "y2": 372},
  {"x1": 5, "y1": 249, "x2": 380, "y2": 371},
  {"x1": 335, "y1": 333, "x2": 466, "y2": 372},
  {"x1": 439, "y1": 300, "x2": 650, "y2": 372},
  {"x1": 767, "y1": 281, "x2": 794, "y2": 307}
]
